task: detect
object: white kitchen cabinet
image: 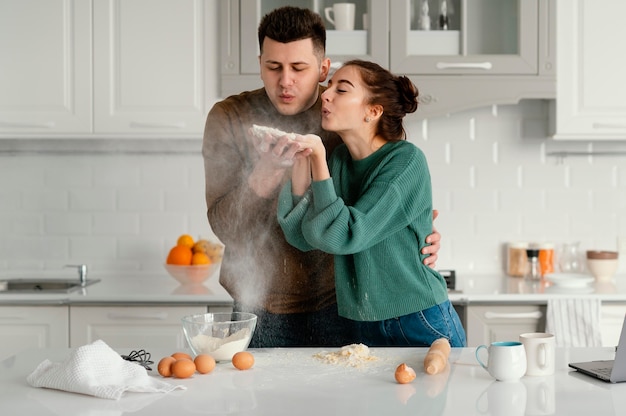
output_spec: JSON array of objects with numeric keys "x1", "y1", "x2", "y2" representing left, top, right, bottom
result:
[
  {"x1": 390, "y1": 0, "x2": 544, "y2": 75},
  {"x1": 0, "y1": 0, "x2": 92, "y2": 135},
  {"x1": 69, "y1": 305, "x2": 207, "y2": 349},
  {"x1": 219, "y1": 0, "x2": 555, "y2": 118},
  {"x1": 466, "y1": 304, "x2": 546, "y2": 347},
  {"x1": 0, "y1": 306, "x2": 69, "y2": 361},
  {"x1": 600, "y1": 304, "x2": 626, "y2": 347},
  {"x1": 92, "y1": 0, "x2": 209, "y2": 135},
  {"x1": 550, "y1": 0, "x2": 626, "y2": 140},
  {"x1": 0, "y1": 0, "x2": 210, "y2": 138}
]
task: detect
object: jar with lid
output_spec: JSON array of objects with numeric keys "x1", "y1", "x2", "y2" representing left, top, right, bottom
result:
[
  {"x1": 524, "y1": 249, "x2": 542, "y2": 281},
  {"x1": 538, "y1": 243, "x2": 555, "y2": 276},
  {"x1": 507, "y1": 242, "x2": 529, "y2": 277}
]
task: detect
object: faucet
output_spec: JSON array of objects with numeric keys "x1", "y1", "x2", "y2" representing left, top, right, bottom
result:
[{"x1": 65, "y1": 264, "x2": 88, "y2": 286}]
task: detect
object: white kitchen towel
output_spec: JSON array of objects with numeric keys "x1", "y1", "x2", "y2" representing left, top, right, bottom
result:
[
  {"x1": 26, "y1": 339, "x2": 186, "y2": 400},
  {"x1": 546, "y1": 298, "x2": 603, "y2": 347}
]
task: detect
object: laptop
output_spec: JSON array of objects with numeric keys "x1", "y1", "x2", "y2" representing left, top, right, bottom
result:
[{"x1": 569, "y1": 314, "x2": 626, "y2": 383}]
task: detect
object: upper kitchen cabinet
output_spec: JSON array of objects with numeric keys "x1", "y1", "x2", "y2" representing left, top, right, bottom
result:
[
  {"x1": 392, "y1": 0, "x2": 555, "y2": 117},
  {"x1": 550, "y1": 0, "x2": 626, "y2": 140},
  {"x1": 0, "y1": 0, "x2": 92, "y2": 135},
  {"x1": 391, "y1": 0, "x2": 541, "y2": 75},
  {"x1": 220, "y1": 0, "x2": 389, "y2": 97},
  {"x1": 0, "y1": 0, "x2": 210, "y2": 138},
  {"x1": 219, "y1": 0, "x2": 555, "y2": 118},
  {"x1": 92, "y1": 0, "x2": 208, "y2": 136}
]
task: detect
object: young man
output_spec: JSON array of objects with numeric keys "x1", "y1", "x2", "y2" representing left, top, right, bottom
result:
[{"x1": 202, "y1": 6, "x2": 441, "y2": 347}]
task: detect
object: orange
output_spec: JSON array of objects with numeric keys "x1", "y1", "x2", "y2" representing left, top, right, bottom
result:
[
  {"x1": 177, "y1": 234, "x2": 195, "y2": 249},
  {"x1": 166, "y1": 245, "x2": 193, "y2": 265},
  {"x1": 191, "y1": 252, "x2": 212, "y2": 265}
]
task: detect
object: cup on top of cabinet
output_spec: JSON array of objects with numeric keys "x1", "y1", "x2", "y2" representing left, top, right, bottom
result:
[
  {"x1": 519, "y1": 332, "x2": 555, "y2": 376},
  {"x1": 325, "y1": 3, "x2": 355, "y2": 31}
]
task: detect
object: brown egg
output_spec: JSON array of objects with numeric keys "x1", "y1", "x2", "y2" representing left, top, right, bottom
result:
[
  {"x1": 172, "y1": 358, "x2": 196, "y2": 378},
  {"x1": 171, "y1": 352, "x2": 193, "y2": 361},
  {"x1": 194, "y1": 354, "x2": 216, "y2": 374},
  {"x1": 394, "y1": 363, "x2": 416, "y2": 384},
  {"x1": 157, "y1": 356, "x2": 176, "y2": 377},
  {"x1": 232, "y1": 351, "x2": 254, "y2": 370}
]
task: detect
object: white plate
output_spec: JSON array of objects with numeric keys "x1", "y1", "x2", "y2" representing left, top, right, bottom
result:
[
  {"x1": 544, "y1": 285, "x2": 594, "y2": 294},
  {"x1": 545, "y1": 273, "x2": 594, "y2": 288}
]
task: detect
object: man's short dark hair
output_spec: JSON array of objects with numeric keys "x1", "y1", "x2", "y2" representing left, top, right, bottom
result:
[{"x1": 258, "y1": 6, "x2": 326, "y2": 59}]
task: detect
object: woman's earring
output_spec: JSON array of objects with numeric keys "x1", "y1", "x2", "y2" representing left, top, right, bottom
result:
[{"x1": 365, "y1": 117, "x2": 371, "y2": 122}]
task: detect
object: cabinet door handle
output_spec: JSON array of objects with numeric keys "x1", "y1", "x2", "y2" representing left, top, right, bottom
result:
[
  {"x1": 592, "y1": 123, "x2": 626, "y2": 130},
  {"x1": 129, "y1": 121, "x2": 186, "y2": 129},
  {"x1": 0, "y1": 121, "x2": 55, "y2": 128},
  {"x1": 435, "y1": 62, "x2": 493, "y2": 70},
  {"x1": 484, "y1": 311, "x2": 543, "y2": 320},
  {"x1": 106, "y1": 312, "x2": 169, "y2": 320}
]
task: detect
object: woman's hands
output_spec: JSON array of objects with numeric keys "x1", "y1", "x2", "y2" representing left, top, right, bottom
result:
[{"x1": 293, "y1": 134, "x2": 330, "y2": 182}]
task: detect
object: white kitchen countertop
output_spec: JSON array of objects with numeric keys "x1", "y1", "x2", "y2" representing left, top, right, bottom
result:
[
  {"x1": 1, "y1": 345, "x2": 626, "y2": 415},
  {"x1": 0, "y1": 270, "x2": 233, "y2": 306},
  {"x1": 450, "y1": 273, "x2": 626, "y2": 304},
  {"x1": 1, "y1": 270, "x2": 626, "y2": 306}
]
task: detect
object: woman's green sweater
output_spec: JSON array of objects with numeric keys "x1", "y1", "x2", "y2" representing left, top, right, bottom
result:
[{"x1": 277, "y1": 140, "x2": 449, "y2": 322}]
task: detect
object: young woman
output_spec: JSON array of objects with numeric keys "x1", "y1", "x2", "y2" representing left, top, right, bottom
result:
[{"x1": 277, "y1": 60, "x2": 466, "y2": 347}]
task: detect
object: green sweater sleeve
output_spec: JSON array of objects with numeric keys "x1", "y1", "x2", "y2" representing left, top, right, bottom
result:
[{"x1": 302, "y1": 143, "x2": 433, "y2": 258}]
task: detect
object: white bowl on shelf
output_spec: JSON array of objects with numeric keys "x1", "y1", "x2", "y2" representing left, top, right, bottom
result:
[{"x1": 586, "y1": 251, "x2": 619, "y2": 282}]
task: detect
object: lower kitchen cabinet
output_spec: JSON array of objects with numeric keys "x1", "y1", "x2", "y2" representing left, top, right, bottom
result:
[
  {"x1": 0, "y1": 306, "x2": 69, "y2": 361},
  {"x1": 69, "y1": 305, "x2": 208, "y2": 349},
  {"x1": 600, "y1": 304, "x2": 626, "y2": 347},
  {"x1": 466, "y1": 305, "x2": 546, "y2": 347}
]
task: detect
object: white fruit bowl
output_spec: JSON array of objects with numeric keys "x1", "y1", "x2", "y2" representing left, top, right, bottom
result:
[{"x1": 164, "y1": 264, "x2": 219, "y2": 285}]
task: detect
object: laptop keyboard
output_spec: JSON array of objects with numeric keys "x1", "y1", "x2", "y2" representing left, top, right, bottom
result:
[{"x1": 595, "y1": 367, "x2": 612, "y2": 377}]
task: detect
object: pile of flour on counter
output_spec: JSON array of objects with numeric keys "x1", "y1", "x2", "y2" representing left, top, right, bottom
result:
[
  {"x1": 313, "y1": 343, "x2": 378, "y2": 368},
  {"x1": 191, "y1": 328, "x2": 251, "y2": 361}
]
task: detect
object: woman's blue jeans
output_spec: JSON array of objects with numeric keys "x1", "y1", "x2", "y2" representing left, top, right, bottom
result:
[{"x1": 356, "y1": 300, "x2": 467, "y2": 347}]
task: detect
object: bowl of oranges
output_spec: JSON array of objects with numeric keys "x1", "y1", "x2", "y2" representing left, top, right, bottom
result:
[{"x1": 164, "y1": 234, "x2": 224, "y2": 285}]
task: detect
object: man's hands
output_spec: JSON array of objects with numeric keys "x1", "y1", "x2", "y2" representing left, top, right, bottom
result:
[
  {"x1": 422, "y1": 209, "x2": 441, "y2": 269},
  {"x1": 247, "y1": 129, "x2": 303, "y2": 198}
]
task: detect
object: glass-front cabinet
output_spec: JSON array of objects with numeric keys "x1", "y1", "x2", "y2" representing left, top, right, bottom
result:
[
  {"x1": 391, "y1": 0, "x2": 540, "y2": 75},
  {"x1": 219, "y1": 0, "x2": 555, "y2": 117}
]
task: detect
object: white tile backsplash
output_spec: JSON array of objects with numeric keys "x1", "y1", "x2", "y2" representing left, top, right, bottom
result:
[{"x1": 0, "y1": 101, "x2": 625, "y2": 275}]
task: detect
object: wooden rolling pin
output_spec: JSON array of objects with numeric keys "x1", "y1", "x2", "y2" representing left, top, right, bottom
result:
[{"x1": 423, "y1": 338, "x2": 451, "y2": 375}]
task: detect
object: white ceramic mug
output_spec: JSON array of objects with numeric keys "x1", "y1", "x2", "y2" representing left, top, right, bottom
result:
[
  {"x1": 476, "y1": 341, "x2": 527, "y2": 382},
  {"x1": 324, "y1": 3, "x2": 355, "y2": 31},
  {"x1": 519, "y1": 332, "x2": 555, "y2": 376}
]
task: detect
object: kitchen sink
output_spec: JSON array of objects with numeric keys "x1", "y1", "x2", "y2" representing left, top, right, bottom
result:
[{"x1": 0, "y1": 278, "x2": 100, "y2": 294}]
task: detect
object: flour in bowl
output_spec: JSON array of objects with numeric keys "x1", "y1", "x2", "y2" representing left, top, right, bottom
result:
[{"x1": 191, "y1": 328, "x2": 252, "y2": 361}]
